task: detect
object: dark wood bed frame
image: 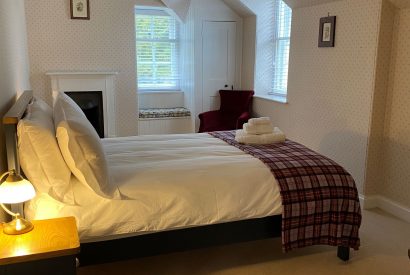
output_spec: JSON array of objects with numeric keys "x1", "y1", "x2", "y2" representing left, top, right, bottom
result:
[{"x1": 2, "y1": 91, "x2": 350, "y2": 266}]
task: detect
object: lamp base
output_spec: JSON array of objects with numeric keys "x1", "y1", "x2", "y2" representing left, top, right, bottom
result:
[{"x1": 3, "y1": 215, "x2": 34, "y2": 235}]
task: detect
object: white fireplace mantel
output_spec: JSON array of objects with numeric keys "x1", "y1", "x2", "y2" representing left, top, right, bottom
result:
[{"x1": 46, "y1": 71, "x2": 118, "y2": 137}]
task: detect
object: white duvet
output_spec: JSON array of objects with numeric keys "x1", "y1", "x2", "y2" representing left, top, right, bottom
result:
[{"x1": 25, "y1": 133, "x2": 282, "y2": 242}]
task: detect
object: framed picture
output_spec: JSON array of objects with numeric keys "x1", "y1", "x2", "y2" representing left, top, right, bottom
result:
[
  {"x1": 318, "y1": 16, "x2": 336, "y2": 47},
  {"x1": 70, "y1": 0, "x2": 90, "y2": 20}
]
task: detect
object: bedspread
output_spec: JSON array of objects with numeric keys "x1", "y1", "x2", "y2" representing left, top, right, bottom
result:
[
  {"x1": 209, "y1": 130, "x2": 361, "y2": 252},
  {"x1": 26, "y1": 133, "x2": 283, "y2": 242}
]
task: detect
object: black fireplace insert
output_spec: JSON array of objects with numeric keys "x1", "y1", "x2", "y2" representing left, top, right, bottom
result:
[{"x1": 64, "y1": 91, "x2": 104, "y2": 138}]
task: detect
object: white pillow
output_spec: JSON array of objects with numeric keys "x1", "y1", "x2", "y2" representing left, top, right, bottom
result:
[
  {"x1": 27, "y1": 97, "x2": 53, "y2": 117},
  {"x1": 52, "y1": 91, "x2": 85, "y2": 116},
  {"x1": 17, "y1": 99, "x2": 74, "y2": 204},
  {"x1": 53, "y1": 92, "x2": 120, "y2": 199}
]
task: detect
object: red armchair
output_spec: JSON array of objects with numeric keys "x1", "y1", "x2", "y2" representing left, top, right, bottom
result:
[{"x1": 198, "y1": 90, "x2": 254, "y2": 133}]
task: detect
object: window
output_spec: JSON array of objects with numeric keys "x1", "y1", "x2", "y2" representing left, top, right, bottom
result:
[
  {"x1": 135, "y1": 8, "x2": 180, "y2": 91},
  {"x1": 270, "y1": 0, "x2": 292, "y2": 97}
]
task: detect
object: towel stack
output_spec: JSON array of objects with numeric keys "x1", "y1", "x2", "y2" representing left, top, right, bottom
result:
[{"x1": 235, "y1": 117, "x2": 285, "y2": 144}]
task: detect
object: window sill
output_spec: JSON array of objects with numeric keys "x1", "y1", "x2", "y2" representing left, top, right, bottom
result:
[
  {"x1": 254, "y1": 94, "x2": 288, "y2": 104},
  {"x1": 138, "y1": 90, "x2": 183, "y2": 95}
]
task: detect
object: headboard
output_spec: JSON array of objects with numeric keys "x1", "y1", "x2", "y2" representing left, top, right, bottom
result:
[{"x1": 2, "y1": 90, "x2": 34, "y2": 173}]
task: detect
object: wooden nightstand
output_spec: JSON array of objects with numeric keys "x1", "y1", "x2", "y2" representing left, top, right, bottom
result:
[{"x1": 0, "y1": 216, "x2": 80, "y2": 275}]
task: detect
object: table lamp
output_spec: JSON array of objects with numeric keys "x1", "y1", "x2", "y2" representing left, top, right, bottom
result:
[{"x1": 0, "y1": 169, "x2": 36, "y2": 235}]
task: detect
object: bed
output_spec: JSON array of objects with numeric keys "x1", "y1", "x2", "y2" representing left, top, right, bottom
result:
[{"x1": 3, "y1": 91, "x2": 360, "y2": 265}]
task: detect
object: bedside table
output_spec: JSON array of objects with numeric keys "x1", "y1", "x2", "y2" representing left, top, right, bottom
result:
[{"x1": 0, "y1": 216, "x2": 80, "y2": 275}]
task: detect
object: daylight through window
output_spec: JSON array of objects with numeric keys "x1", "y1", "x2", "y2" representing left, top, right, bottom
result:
[{"x1": 135, "y1": 8, "x2": 180, "y2": 91}]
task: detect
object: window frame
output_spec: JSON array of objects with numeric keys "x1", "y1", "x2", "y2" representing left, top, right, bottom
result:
[{"x1": 268, "y1": 0, "x2": 292, "y2": 98}]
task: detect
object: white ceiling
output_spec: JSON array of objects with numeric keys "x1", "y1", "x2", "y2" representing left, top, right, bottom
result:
[
  {"x1": 222, "y1": 0, "x2": 343, "y2": 17},
  {"x1": 284, "y1": 0, "x2": 410, "y2": 9},
  {"x1": 161, "y1": 0, "x2": 410, "y2": 23},
  {"x1": 283, "y1": 0, "x2": 342, "y2": 9}
]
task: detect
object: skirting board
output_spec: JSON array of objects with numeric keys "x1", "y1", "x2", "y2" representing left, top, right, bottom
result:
[{"x1": 360, "y1": 194, "x2": 410, "y2": 223}]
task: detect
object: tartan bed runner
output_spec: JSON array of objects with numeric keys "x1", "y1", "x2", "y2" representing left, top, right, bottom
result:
[{"x1": 209, "y1": 130, "x2": 361, "y2": 252}]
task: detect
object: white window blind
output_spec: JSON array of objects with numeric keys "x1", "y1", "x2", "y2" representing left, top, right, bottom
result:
[
  {"x1": 270, "y1": 1, "x2": 292, "y2": 97},
  {"x1": 135, "y1": 8, "x2": 180, "y2": 90}
]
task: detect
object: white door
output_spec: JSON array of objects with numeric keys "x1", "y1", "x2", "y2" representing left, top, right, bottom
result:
[{"x1": 202, "y1": 21, "x2": 237, "y2": 113}]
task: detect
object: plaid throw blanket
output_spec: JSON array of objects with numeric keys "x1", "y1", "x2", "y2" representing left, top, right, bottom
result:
[{"x1": 209, "y1": 130, "x2": 361, "y2": 252}]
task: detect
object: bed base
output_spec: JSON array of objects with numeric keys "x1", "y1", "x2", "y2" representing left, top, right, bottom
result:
[{"x1": 79, "y1": 216, "x2": 349, "y2": 266}]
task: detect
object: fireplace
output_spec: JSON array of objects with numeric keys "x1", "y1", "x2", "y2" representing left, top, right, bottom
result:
[
  {"x1": 47, "y1": 71, "x2": 118, "y2": 137},
  {"x1": 65, "y1": 91, "x2": 104, "y2": 138}
]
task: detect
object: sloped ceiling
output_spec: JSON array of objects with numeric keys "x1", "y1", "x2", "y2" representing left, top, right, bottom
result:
[
  {"x1": 223, "y1": 0, "x2": 255, "y2": 17},
  {"x1": 284, "y1": 0, "x2": 409, "y2": 10},
  {"x1": 222, "y1": 0, "x2": 344, "y2": 15},
  {"x1": 161, "y1": 0, "x2": 257, "y2": 21},
  {"x1": 160, "y1": 0, "x2": 410, "y2": 23},
  {"x1": 160, "y1": 0, "x2": 191, "y2": 22},
  {"x1": 284, "y1": 0, "x2": 342, "y2": 9}
]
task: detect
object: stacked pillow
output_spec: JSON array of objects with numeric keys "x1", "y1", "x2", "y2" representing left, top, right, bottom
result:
[
  {"x1": 18, "y1": 98, "x2": 74, "y2": 204},
  {"x1": 53, "y1": 92, "x2": 121, "y2": 199}
]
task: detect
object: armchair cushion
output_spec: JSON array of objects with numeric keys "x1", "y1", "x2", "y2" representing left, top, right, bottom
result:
[
  {"x1": 219, "y1": 90, "x2": 254, "y2": 116},
  {"x1": 199, "y1": 111, "x2": 234, "y2": 132},
  {"x1": 198, "y1": 90, "x2": 254, "y2": 132},
  {"x1": 237, "y1": 111, "x2": 251, "y2": 129}
]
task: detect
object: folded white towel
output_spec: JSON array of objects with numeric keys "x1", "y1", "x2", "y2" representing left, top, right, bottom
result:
[
  {"x1": 248, "y1": 117, "x2": 271, "y2": 126},
  {"x1": 235, "y1": 127, "x2": 285, "y2": 145},
  {"x1": 243, "y1": 122, "x2": 273, "y2": 135}
]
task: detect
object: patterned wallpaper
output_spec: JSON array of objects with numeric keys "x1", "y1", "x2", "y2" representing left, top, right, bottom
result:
[
  {"x1": 389, "y1": 0, "x2": 410, "y2": 9},
  {"x1": 253, "y1": 0, "x2": 383, "y2": 194},
  {"x1": 22, "y1": 0, "x2": 410, "y2": 208},
  {"x1": 0, "y1": 0, "x2": 31, "y2": 170},
  {"x1": 25, "y1": 0, "x2": 164, "y2": 137},
  {"x1": 382, "y1": 8, "x2": 410, "y2": 208},
  {"x1": 364, "y1": 0, "x2": 396, "y2": 196}
]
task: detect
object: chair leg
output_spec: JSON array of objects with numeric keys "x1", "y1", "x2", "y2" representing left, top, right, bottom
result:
[{"x1": 337, "y1": 246, "x2": 350, "y2": 261}]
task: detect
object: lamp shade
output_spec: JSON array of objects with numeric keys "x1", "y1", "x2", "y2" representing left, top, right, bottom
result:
[{"x1": 0, "y1": 172, "x2": 35, "y2": 204}]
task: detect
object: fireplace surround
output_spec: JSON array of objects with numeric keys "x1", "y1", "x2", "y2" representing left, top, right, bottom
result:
[{"x1": 47, "y1": 71, "x2": 118, "y2": 137}]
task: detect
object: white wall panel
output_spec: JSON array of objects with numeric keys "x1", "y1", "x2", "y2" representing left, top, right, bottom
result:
[
  {"x1": 0, "y1": 0, "x2": 31, "y2": 221},
  {"x1": 138, "y1": 117, "x2": 193, "y2": 134}
]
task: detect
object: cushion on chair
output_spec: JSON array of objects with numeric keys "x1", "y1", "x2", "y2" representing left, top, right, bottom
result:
[
  {"x1": 199, "y1": 111, "x2": 239, "y2": 132},
  {"x1": 198, "y1": 90, "x2": 254, "y2": 132},
  {"x1": 219, "y1": 90, "x2": 254, "y2": 115}
]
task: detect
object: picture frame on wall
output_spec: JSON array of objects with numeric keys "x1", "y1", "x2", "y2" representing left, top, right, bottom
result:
[
  {"x1": 70, "y1": 0, "x2": 90, "y2": 20},
  {"x1": 318, "y1": 16, "x2": 336, "y2": 47}
]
